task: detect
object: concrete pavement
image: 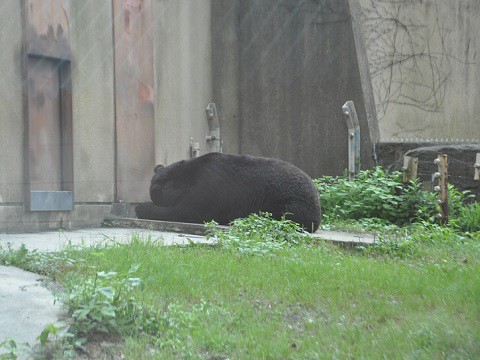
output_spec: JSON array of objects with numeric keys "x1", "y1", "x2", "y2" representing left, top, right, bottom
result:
[
  {"x1": 0, "y1": 266, "x2": 68, "y2": 355},
  {"x1": 0, "y1": 227, "x2": 212, "y2": 253}
]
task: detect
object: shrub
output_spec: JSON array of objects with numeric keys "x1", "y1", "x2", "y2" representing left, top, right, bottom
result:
[{"x1": 314, "y1": 167, "x2": 437, "y2": 225}]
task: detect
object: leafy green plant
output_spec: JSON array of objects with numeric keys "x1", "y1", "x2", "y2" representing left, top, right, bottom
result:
[
  {"x1": 205, "y1": 212, "x2": 314, "y2": 255},
  {"x1": 315, "y1": 167, "x2": 437, "y2": 225},
  {"x1": 0, "y1": 243, "x2": 76, "y2": 279},
  {"x1": 451, "y1": 202, "x2": 480, "y2": 233},
  {"x1": 0, "y1": 243, "x2": 32, "y2": 268},
  {"x1": 0, "y1": 338, "x2": 30, "y2": 360},
  {"x1": 61, "y1": 264, "x2": 143, "y2": 338}
]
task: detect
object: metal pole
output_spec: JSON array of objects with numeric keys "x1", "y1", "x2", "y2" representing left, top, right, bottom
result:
[
  {"x1": 475, "y1": 153, "x2": 480, "y2": 181},
  {"x1": 434, "y1": 154, "x2": 448, "y2": 226},
  {"x1": 342, "y1": 101, "x2": 361, "y2": 181},
  {"x1": 205, "y1": 103, "x2": 222, "y2": 153}
]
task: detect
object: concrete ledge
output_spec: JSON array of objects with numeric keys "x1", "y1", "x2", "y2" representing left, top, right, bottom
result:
[
  {"x1": 102, "y1": 216, "x2": 375, "y2": 246},
  {"x1": 314, "y1": 230, "x2": 375, "y2": 246},
  {"x1": 103, "y1": 215, "x2": 228, "y2": 236}
]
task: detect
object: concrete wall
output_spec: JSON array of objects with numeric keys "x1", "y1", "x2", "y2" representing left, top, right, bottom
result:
[
  {"x1": 70, "y1": 0, "x2": 116, "y2": 203},
  {"x1": 0, "y1": 0, "x2": 24, "y2": 206},
  {"x1": 213, "y1": 0, "x2": 375, "y2": 177},
  {"x1": 211, "y1": 1, "x2": 241, "y2": 155},
  {"x1": 0, "y1": 1, "x2": 115, "y2": 232},
  {"x1": 358, "y1": 0, "x2": 480, "y2": 141},
  {"x1": 153, "y1": 0, "x2": 213, "y2": 166},
  {"x1": 0, "y1": 0, "x2": 25, "y2": 231}
]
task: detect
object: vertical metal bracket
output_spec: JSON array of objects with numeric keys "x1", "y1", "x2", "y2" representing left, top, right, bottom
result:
[
  {"x1": 342, "y1": 101, "x2": 361, "y2": 180},
  {"x1": 205, "y1": 103, "x2": 222, "y2": 153},
  {"x1": 434, "y1": 154, "x2": 449, "y2": 226},
  {"x1": 474, "y1": 153, "x2": 480, "y2": 181},
  {"x1": 190, "y1": 138, "x2": 200, "y2": 158}
]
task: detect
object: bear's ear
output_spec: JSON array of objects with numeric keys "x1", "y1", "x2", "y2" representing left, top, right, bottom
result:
[{"x1": 154, "y1": 164, "x2": 165, "y2": 173}]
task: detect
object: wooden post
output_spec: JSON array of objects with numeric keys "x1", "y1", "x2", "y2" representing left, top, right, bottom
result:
[
  {"x1": 475, "y1": 153, "x2": 480, "y2": 181},
  {"x1": 402, "y1": 156, "x2": 418, "y2": 182},
  {"x1": 342, "y1": 101, "x2": 361, "y2": 181},
  {"x1": 434, "y1": 154, "x2": 448, "y2": 226}
]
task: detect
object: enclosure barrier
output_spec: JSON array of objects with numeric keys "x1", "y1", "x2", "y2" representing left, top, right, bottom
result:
[
  {"x1": 205, "y1": 103, "x2": 222, "y2": 154},
  {"x1": 399, "y1": 151, "x2": 480, "y2": 225},
  {"x1": 403, "y1": 153, "x2": 480, "y2": 183}
]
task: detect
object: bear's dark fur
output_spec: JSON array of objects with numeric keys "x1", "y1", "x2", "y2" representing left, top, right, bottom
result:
[{"x1": 135, "y1": 153, "x2": 321, "y2": 232}]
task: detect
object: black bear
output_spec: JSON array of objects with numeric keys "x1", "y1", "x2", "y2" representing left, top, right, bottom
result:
[{"x1": 135, "y1": 153, "x2": 321, "y2": 232}]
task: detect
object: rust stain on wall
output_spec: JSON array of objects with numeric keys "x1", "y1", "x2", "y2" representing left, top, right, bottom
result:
[
  {"x1": 123, "y1": 0, "x2": 143, "y2": 33},
  {"x1": 28, "y1": 0, "x2": 69, "y2": 39},
  {"x1": 137, "y1": 82, "x2": 154, "y2": 104},
  {"x1": 26, "y1": 0, "x2": 71, "y2": 59}
]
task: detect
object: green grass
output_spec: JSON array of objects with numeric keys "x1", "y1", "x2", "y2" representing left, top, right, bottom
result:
[
  {"x1": 30, "y1": 227, "x2": 478, "y2": 360},
  {"x1": 1, "y1": 208, "x2": 479, "y2": 359}
]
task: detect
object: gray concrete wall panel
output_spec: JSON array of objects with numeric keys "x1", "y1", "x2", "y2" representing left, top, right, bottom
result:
[
  {"x1": 0, "y1": 0, "x2": 24, "y2": 203},
  {"x1": 70, "y1": 0, "x2": 116, "y2": 202},
  {"x1": 153, "y1": 0, "x2": 213, "y2": 166},
  {"x1": 211, "y1": 1, "x2": 241, "y2": 155}
]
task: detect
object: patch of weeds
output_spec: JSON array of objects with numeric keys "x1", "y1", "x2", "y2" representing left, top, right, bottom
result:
[
  {"x1": 30, "y1": 322, "x2": 78, "y2": 359},
  {"x1": 451, "y1": 202, "x2": 480, "y2": 233},
  {"x1": 61, "y1": 264, "x2": 143, "y2": 338},
  {"x1": 205, "y1": 212, "x2": 314, "y2": 256},
  {"x1": 0, "y1": 243, "x2": 76, "y2": 279},
  {"x1": 55, "y1": 257, "x2": 231, "y2": 358},
  {"x1": 362, "y1": 237, "x2": 419, "y2": 259},
  {"x1": 0, "y1": 338, "x2": 30, "y2": 360},
  {"x1": 0, "y1": 243, "x2": 33, "y2": 268},
  {"x1": 447, "y1": 186, "x2": 476, "y2": 219}
]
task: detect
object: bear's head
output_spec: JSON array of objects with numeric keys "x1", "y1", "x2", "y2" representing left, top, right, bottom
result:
[{"x1": 149, "y1": 161, "x2": 186, "y2": 206}]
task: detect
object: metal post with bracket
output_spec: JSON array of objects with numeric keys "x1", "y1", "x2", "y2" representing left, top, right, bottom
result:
[
  {"x1": 434, "y1": 154, "x2": 449, "y2": 226},
  {"x1": 342, "y1": 101, "x2": 361, "y2": 181},
  {"x1": 475, "y1": 153, "x2": 480, "y2": 181},
  {"x1": 205, "y1": 103, "x2": 222, "y2": 153}
]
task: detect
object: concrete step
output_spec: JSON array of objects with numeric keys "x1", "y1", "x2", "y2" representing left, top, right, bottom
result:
[{"x1": 102, "y1": 216, "x2": 376, "y2": 247}]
